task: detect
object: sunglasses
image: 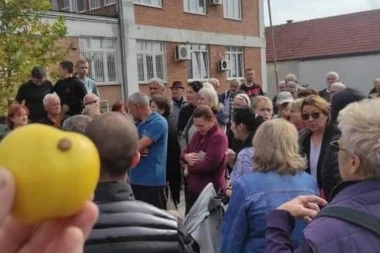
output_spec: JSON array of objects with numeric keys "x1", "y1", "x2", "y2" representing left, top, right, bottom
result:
[
  {"x1": 330, "y1": 140, "x2": 350, "y2": 153},
  {"x1": 301, "y1": 112, "x2": 321, "y2": 120},
  {"x1": 85, "y1": 100, "x2": 98, "y2": 106}
]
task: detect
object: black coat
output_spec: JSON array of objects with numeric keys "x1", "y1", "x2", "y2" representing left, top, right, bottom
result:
[
  {"x1": 298, "y1": 126, "x2": 336, "y2": 187},
  {"x1": 85, "y1": 182, "x2": 197, "y2": 253}
]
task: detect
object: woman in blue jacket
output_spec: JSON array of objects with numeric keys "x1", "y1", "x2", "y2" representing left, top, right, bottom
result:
[{"x1": 220, "y1": 119, "x2": 319, "y2": 253}]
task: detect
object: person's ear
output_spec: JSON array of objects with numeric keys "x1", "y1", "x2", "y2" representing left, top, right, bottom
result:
[
  {"x1": 129, "y1": 151, "x2": 141, "y2": 169},
  {"x1": 349, "y1": 154, "x2": 363, "y2": 178}
]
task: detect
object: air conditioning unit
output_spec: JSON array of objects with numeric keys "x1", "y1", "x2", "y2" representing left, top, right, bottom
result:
[
  {"x1": 217, "y1": 59, "x2": 229, "y2": 71},
  {"x1": 175, "y1": 45, "x2": 191, "y2": 61},
  {"x1": 99, "y1": 100, "x2": 109, "y2": 112},
  {"x1": 209, "y1": 0, "x2": 222, "y2": 5}
]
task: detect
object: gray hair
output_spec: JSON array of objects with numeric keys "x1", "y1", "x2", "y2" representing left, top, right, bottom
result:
[
  {"x1": 43, "y1": 92, "x2": 60, "y2": 106},
  {"x1": 202, "y1": 82, "x2": 215, "y2": 90},
  {"x1": 338, "y1": 98, "x2": 380, "y2": 180},
  {"x1": 198, "y1": 87, "x2": 219, "y2": 110},
  {"x1": 62, "y1": 115, "x2": 92, "y2": 133},
  {"x1": 331, "y1": 82, "x2": 346, "y2": 90},
  {"x1": 148, "y1": 78, "x2": 164, "y2": 89},
  {"x1": 326, "y1": 71, "x2": 340, "y2": 80},
  {"x1": 209, "y1": 78, "x2": 220, "y2": 89},
  {"x1": 128, "y1": 92, "x2": 150, "y2": 107},
  {"x1": 83, "y1": 93, "x2": 99, "y2": 103},
  {"x1": 234, "y1": 93, "x2": 251, "y2": 107},
  {"x1": 230, "y1": 79, "x2": 241, "y2": 86}
]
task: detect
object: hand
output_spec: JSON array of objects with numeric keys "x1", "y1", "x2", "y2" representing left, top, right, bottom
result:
[
  {"x1": 184, "y1": 153, "x2": 199, "y2": 166},
  {"x1": 0, "y1": 168, "x2": 99, "y2": 253},
  {"x1": 225, "y1": 149, "x2": 236, "y2": 168},
  {"x1": 277, "y1": 195, "x2": 328, "y2": 222},
  {"x1": 183, "y1": 168, "x2": 189, "y2": 178}
]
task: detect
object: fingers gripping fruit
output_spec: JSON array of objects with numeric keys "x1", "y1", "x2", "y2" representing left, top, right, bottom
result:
[{"x1": 0, "y1": 124, "x2": 100, "y2": 224}]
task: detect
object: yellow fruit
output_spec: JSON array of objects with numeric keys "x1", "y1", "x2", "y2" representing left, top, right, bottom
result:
[{"x1": 0, "y1": 124, "x2": 100, "y2": 224}]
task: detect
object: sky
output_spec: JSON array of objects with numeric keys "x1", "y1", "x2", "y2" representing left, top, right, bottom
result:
[{"x1": 264, "y1": 0, "x2": 380, "y2": 26}]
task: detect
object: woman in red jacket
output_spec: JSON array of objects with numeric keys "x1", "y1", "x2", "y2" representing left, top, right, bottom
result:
[{"x1": 181, "y1": 105, "x2": 228, "y2": 214}]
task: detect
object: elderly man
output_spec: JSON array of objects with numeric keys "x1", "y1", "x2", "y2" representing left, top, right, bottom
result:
[
  {"x1": 266, "y1": 98, "x2": 380, "y2": 252},
  {"x1": 127, "y1": 92, "x2": 168, "y2": 209},
  {"x1": 84, "y1": 112, "x2": 197, "y2": 253},
  {"x1": 330, "y1": 82, "x2": 346, "y2": 100},
  {"x1": 169, "y1": 81, "x2": 187, "y2": 128},
  {"x1": 62, "y1": 115, "x2": 92, "y2": 133},
  {"x1": 319, "y1": 71, "x2": 339, "y2": 102},
  {"x1": 209, "y1": 78, "x2": 220, "y2": 92},
  {"x1": 37, "y1": 93, "x2": 63, "y2": 128},
  {"x1": 148, "y1": 78, "x2": 165, "y2": 97}
]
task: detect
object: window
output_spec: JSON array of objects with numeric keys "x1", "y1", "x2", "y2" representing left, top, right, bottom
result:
[
  {"x1": 226, "y1": 46, "x2": 244, "y2": 79},
  {"x1": 60, "y1": 0, "x2": 70, "y2": 11},
  {"x1": 105, "y1": 0, "x2": 116, "y2": 6},
  {"x1": 188, "y1": 44, "x2": 209, "y2": 80},
  {"x1": 136, "y1": 41, "x2": 166, "y2": 83},
  {"x1": 89, "y1": 0, "x2": 100, "y2": 10},
  {"x1": 223, "y1": 0, "x2": 242, "y2": 20},
  {"x1": 134, "y1": 0, "x2": 162, "y2": 7},
  {"x1": 80, "y1": 37, "x2": 119, "y2": 83},
  {"x1": 76, "y1": 0, "x2": 85, "y2": 12},
  {"x1": 184, "y1": 0, "x2": 206, "y2": 14}
]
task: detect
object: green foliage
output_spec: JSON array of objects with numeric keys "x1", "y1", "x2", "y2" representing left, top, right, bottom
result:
[{"x1": 0, "y1": 0, "x2": 68, "y2": 114}]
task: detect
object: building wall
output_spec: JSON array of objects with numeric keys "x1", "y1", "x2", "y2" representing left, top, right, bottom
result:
[
  {"x1": 267, "y1": 54, "x2": 380, "y2": 97},
  {"x1": 134, "y1": 0, "x2": 259, "y2": 37}
]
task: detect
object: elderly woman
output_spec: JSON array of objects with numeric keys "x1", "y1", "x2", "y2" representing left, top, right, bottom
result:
[
  {"x1": 233, "y1": 93, "x2": 251, "y2": 108},
  {"x1": 181, "y1": 105, "x2": 228, "y2": 214},
  {"x1": 150, "y1": 95, "x2": 182, "y2": 207},
  {"x1": 299, "y1": 95, "x2": 333, "y2": 186},
  {"x1": 266, "y1": 98, "x2": 380, "y2": 253},
  {"x1": 7, "y1": 104, "x2": 29, "y2": 130},
  {"x1": 220, "y1": 119, "x2": 319, "y2": 253},
  {"x1": 251, "y1": 95, "x2": 273, "y2": 121}
]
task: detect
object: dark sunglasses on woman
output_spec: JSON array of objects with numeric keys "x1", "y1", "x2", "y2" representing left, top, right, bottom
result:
[{"x1": 301, "y1": 112, "x2": 321, "y2": 120}]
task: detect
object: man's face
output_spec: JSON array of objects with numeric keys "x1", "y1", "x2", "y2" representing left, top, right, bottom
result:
[
  {"x1": 246, "y1": 70, "x2": 255, "y2": 83},
  {"x1": 31, "y1": 77, "x2": 44, "y2": 86},
  {"x1": 46, "y1": 98, "x2": 61, "y2": 116},
  {"x1": 127, "y1": 103, "x2": 140, "y2": 121},
  {"x1": 171, "y1": 87, "x2": 184, "y2": 99},
  {"x1": 58, "y1": 65, "x2": 67, "y2": 79},
  {"x1": 78, "y1": 62, "x2": 89, "y2": 77},
  {"x1": 326, "y1": 74, "x2": 338, "y2": 88},
  {"x1": 230, "y1": 82, "x2": 240, "y2": 93},
  {"x1": 84, "y1": 96, "x2": 100, "y2": 109},
  {"x1": 149, "y1": 82, "x2": 164, "y2": 97}
]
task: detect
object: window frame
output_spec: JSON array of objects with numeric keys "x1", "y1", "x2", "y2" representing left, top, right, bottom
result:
[
  {"x1": 104, "y1": 0, "x2": 116, "y2": 6},
  {"x1": 187, "y1": 44, "x2": 210, "y2": 82},
  {"x1": 183, "y1": 0, "x2": 207, "y2": 15},
  {"x1": 136, "y1": 40, "x2": 167, "y2": 84},
  {"x1": 79, "y1": 36, "x2": 120, "y2": 85},
  {"x1": 225, "y1": 46, "x2": 244, "y2": 80},
  {"x1": 88, "y1": 0, "x2": 101, "y2": 10},
  {"x1": 134, "y1": 0, "x2": 162, "y2": 8},
  {"x1": 223, "y1": 0, "x2": 242, "y2": 20}
]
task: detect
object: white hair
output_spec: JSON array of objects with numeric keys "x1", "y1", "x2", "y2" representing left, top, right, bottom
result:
[
  {"x1": 234, "y1": 93, "x2": 251, "y2": 107},
  {"x1": 331, "y1": 82, "x2": 346, "y2": 90},
  {"x1": 43, "y1": 92, "x2": 60, "y2": 106},
  {"x1": 202, "y1": 82, "x2": 215, "y2": 90},
  {"x1": 338, "y1": 98, "x2": 380, "y2": 179},
  {"x1": 83, "y1": 93, "x2": 99, "y2": 103},
  {"x1": 230, "y1": 79, "x2": 241, "y2": 86},
  {"x1": 198, "y1": 87, "x2": 219, "y2": 110},
  {"x1": 326, "y1": 71, "x2": 340, "y2": 80},
  {"x1": 148, "y1": 78, "x2": 164, "y2": 89},
  {"x1": 128, "y1": 92, "x2": 150, "y2": 107}
]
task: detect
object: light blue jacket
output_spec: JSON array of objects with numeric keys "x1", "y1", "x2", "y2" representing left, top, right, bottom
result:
[{"x1": 220, "y1": 171, "x2": 319, "y2": 253}]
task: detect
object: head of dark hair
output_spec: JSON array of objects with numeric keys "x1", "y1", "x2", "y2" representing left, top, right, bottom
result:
[
  {"x1": 59, "y1": 60, "x2": 74, "y2": 74},
  {"x1": 84, "y1": 112, "x2": 138, "y2": 178},
  {"x1": 193, "y1": 105, "x2": 214, "y2": 121},
  {"x1": 111, "y1": 100, "x2": 126, "y2": 112},
  {"x1": 330, "y1": 88, "x2": 365, "y2": 124},
  {"x1": 31, "y1": 66, "x2": 45, "y2": 79},
  {"x1": 297, "y1": 87, "x2": 319, "y2": 98},
  {"x1": 232, "y1": 107, "x2": 265, "y2": 133},
  {"x1": 188, "y1": 81, "x2": 203, "y2": 93},
  {"x1": 150, "y1": 95, "x2": 171, "y2": 117}
]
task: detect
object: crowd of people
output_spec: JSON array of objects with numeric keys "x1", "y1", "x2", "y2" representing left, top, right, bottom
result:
[{"x1": 1, "y1": 63, "x2": 380, "y2": 253}]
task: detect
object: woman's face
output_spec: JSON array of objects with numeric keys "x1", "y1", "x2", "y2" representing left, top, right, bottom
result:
[
  {"x1": 197, "y1": 94, "x2": 211, "y2": 107},
  {"x1": 255, "y1": 102, "x2": 273, "y2": 121},
  {"x1": 233, "y1": 98, "x2": 246, "y2": 108},
  {"x1": 186, "y1": 87, "x2": 198, "y2": 106},
  {"x1": 11, "y1": 109, "x2": 28, "y2": 128},
  {"x1": 302, "y1": 105, "x2": 328, "y2": 133},
  {"x1": 193, "y1": 117, "x2": 214, "y2": 135}
]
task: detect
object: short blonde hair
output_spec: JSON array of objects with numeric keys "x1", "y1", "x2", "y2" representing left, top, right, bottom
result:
[
  {"x1": 251, "y1": 96, "x2": 273, "y2": 111},
  {"x1": 234, "y1": 93, "x2": 251, "y2": 107},
  {"x1": 338, "y1": 98, "x2": 380, "y2": 180},
  {"x1": 252, "y1": 119, "x2": 307, "y2": 174},
  {"x1": 198, "y1": 87, "x2": 219, "y2": 110},
  {"x1": 289, "y1": 98, "x2": 304, "y2": 112}
]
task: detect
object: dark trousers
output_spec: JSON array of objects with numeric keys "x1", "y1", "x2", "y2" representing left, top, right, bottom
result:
[
  {"x1": 131, "y1": 184, "x2": 167, "y2": 210},
  {"x1": 185, "y1": 187, "x2": 199, "y2": 215}
]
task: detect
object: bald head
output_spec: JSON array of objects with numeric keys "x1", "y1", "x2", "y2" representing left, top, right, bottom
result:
[{"x1": 84, "y1": 112, "x2": 139, "y2": 177}]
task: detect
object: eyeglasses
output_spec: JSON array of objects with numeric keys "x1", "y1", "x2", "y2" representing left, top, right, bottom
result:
[
  {"x1": 330, "y1": 140, "x2": 349, "y2": 153},
  {"x1": 301, "y1": 112, "x2": 321, "y2": 120},
  {"x1": 85, "y1": 100, "x2": 98, "y2": 106}
]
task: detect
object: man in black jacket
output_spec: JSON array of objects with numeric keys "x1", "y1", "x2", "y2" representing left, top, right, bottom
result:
[{"x1": 84, "y1": 112, "x2": 198, "y2": 253}]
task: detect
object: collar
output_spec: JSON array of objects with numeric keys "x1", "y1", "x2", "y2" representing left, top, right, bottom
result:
[
  {"x1": 330, "y1": 180, "x2": 380, "y2": 202},
  {"x1": 94, "y1": 181, "x2": 135, "y2": 203}
]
